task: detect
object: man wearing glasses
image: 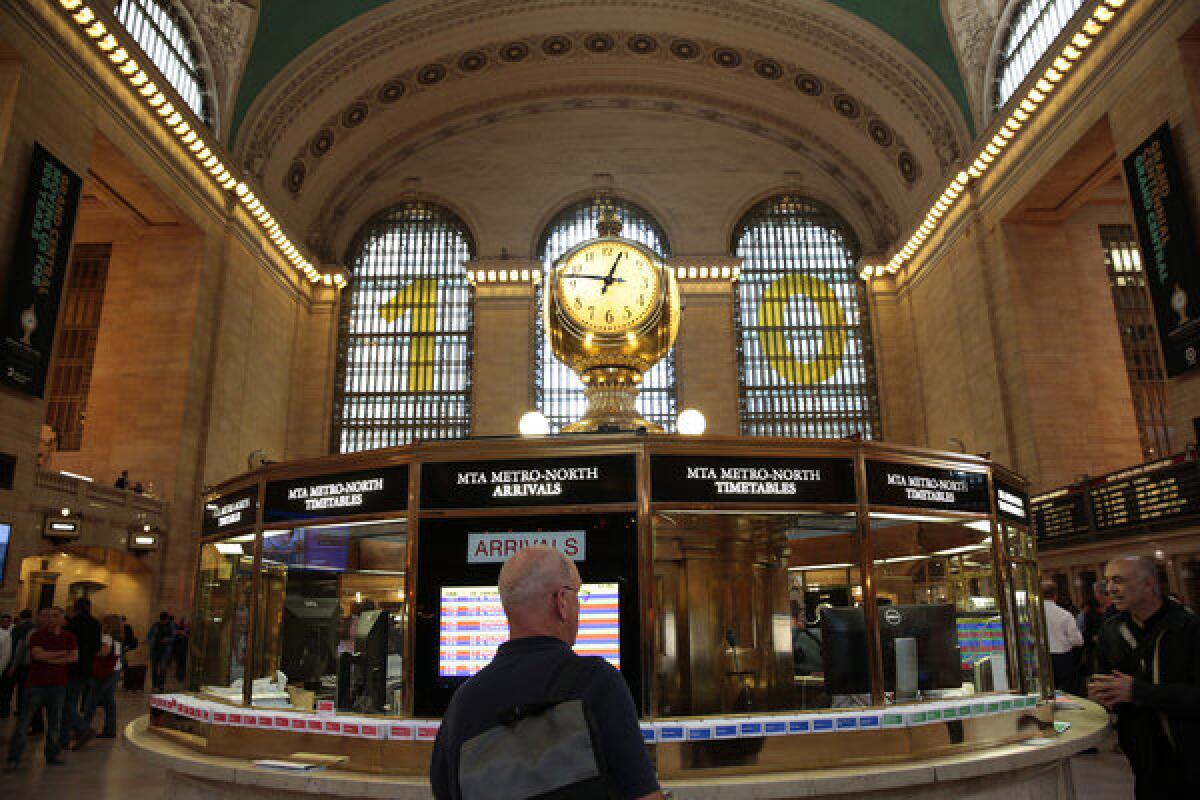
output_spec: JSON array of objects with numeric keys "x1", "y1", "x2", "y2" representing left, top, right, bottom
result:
[{"x1": 431, "y1": 545, "x2": 663, "y2": 800}]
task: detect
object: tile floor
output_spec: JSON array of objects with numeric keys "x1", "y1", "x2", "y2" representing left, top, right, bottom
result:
[{"x1": 0, "y1": 689, "x2": 1137, "y2": 799}]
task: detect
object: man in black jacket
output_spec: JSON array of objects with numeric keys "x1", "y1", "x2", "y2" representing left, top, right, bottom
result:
[
  {"x1": 1089, "y1": 555, "x2": 1200, "y2": 797},
  {"x1": 59, "y1": 598, "x2": 101, "y2": 750}
]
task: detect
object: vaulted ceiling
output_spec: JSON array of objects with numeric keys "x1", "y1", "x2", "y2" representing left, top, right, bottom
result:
[{"x1": 215, "y1": 1, "x2": 983, "y2": 262}]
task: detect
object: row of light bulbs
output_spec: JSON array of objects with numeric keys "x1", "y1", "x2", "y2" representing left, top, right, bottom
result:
[
  {"x1": 55, "y1": 0, "x2": 346, "y2": 289},
  {"x1": 860, "y1": 0, "x2": 1130, "y2": 281},
  {"x1": 466, "y1": 265, "x2": 741, "y2": 284}
]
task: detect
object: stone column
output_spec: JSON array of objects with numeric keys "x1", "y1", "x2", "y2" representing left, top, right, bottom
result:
[
  {"x1": 469, "y1": 261, "x2": 539, "y2": 436},
  {"x1": 672, "y1": 259, "x2": 740, "y2": 436}
]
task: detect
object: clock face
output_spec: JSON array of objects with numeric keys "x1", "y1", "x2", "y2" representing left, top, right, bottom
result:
[{"x1": 556, "y1": 241, "x2": 662, "y2": 333}]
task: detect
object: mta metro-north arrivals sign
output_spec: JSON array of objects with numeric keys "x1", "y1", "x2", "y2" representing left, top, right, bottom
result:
[
  {"x1": 1123, "y1": 123, "x2": 1200, "y2": 375},
  {"x1": 420, "y1": 455, "x2": 637, "y2": 508},
  {"x1": 0, "y1": 144, "x2": 82, "y2": 397}
]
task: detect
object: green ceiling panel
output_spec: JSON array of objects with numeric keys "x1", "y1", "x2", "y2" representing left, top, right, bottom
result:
[{"x1": 231, "y1": 1, "x2": 972, "y2": 143}]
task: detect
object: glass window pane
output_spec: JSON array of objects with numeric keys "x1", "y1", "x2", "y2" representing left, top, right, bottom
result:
[
  {"x1": 189, "y1": 535, "x2": 257, "y2": 704},
  {"x1": 994, "y1": 0, "x2": 1086, "y2": 109},
  {"x1": 733, "y1": 196, "x2": 880, "y2": 438},
  {"x1": 1007, "y1": 557, "x2": 1051, "y2": 696},
  {"x1": 333, "y1": 203, "x2": 475, "y2": 451},
  {"x1": 114, "y1": 0, "x2": 210, "y2": 124},
  {"x1": 536, "y1": 199, "x2": 676, "y2": 432},
  {"x1": 249, "y1": 521, "x2": 408, "y2": 713},
  {"x1": 870, "y1": 515, "x2": 1012, "y2": 705}
]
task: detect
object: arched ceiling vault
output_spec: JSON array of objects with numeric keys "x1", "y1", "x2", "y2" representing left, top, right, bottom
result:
[{"x1": 232, "y1": 2, "x2": 973, "y2": 261}]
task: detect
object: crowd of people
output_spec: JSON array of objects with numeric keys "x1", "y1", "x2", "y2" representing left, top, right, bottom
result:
[{"x1": 0, "y1": 600, "x2": 189, "y2": 773}]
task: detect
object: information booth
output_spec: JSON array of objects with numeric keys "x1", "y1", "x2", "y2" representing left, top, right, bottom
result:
[{"x1": 151, "y1": 435, "x2": 1065, "y2": 785}]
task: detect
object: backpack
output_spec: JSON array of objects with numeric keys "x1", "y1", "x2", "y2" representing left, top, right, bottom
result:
[{"x1": 458, "y1": 657, "x2": 616, "y2": 800}]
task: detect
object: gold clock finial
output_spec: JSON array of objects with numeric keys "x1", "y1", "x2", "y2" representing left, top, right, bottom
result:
[{"x1": 596, "y1": 208, "x2": 623, "y2": 237}]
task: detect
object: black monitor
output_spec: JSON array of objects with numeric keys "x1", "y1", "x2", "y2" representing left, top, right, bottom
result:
[
  {"x1": 281, "y1": 594, "x2": 340, "y2": 688},
  {"x1": 820, "y1": 603, "x2": 962, "y2": 696},
  {"x1": 355, "y1": 609, "x2": 389, "y2": 713}
]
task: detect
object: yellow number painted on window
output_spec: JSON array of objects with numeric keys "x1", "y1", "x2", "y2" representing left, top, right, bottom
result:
[
  {"x1": 757, "y1": 274, "x2": 847, "y2": 385},
  {"x1": 378, "y1": 278, "x2": 438, "y2": 392}
]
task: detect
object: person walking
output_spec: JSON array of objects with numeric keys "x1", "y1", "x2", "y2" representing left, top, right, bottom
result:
[
  {"x1": 4, "y1": 607, "x2": 77, "y2": 772},
  {"x1": 173, "y1": 617, "x2": 190, "y2": 682},
  {"x1": 1089, "y1": 555, "x2": 1200, "y2": 797},
  {"x1": 430, "y1": 546, "x2": 663, "y2": 800},
  {"x1": 81, "y1": 614, "x2": 122, "y2": 740},
  {"x1": 0, "y1": 613, "x2": 11, "y2": 717},
  {"x1": 59, "y1": 597, "x2": 100, "y2": 751},
  {"x1": 147, "y1": 612, "x2": 176, "y2": 692},
  {"x1": 4, "y1": 609, "x2": 35, "y2": 728},
  {"x1": 1041, "y1": 582, "x2": 1083, "y2": 694}
]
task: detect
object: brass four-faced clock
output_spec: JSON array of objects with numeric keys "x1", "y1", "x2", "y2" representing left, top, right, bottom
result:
[{"x1": 545, "y1": 211, "x2": 680, "y2": 432}]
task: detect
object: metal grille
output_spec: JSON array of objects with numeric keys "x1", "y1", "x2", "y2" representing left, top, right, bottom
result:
[
  {"x1": 1100, "y1": 225, "x2": 1173, "y2": 459},
  {"x1": 733, "y1": 196, "x2": 880, "y2": 438},
  {"x1": 114, "y1": 0, "x2": 210, "y2": 124},
  {"x1": 333, "y1": 203, "x2": 475, "y2": 453},
  {"x1": 994, "y1": 0, "x2": 1085, "y2": 109},
  {"x1": 44, "y1": 244, "x2": 111, "y2": 451},
  {"x1": 535, "y1": 198, "x2": 676, "y2": 432}
]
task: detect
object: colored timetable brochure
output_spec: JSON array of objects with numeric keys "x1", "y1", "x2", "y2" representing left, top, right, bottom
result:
[
  {"x1": 439, "y1": 583, "x2": 620, "y2": 676},
  {"x1": 956, "y1": 615, "x2": 1005, "y2": 669}
]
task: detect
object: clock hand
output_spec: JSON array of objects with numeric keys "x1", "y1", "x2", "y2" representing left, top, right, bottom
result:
[
  {"x1": 601, "y1": 252, "x2": 624, "y2": 293},
  {"x1": 573, "y1": 275, "x2": 625, "y2": 282}
]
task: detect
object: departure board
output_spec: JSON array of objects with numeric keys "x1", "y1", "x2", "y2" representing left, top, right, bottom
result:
[
  {"x1": 1031, "y1": 487, "x2": 1089, "y2": 543},
  {"x1": 1090, "y1": 458, "x2": 1200, "y2": 530}
]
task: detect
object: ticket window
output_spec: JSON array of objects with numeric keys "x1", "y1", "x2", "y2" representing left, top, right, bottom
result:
[
  {"x1": 248, "y1": 521, "x2": 408, "y2": 713},
  {"x1": 869, "y1": 514, "x2": 1011, "y2": 704},
  {"x1": 653, "y1": 511, "x2": 865, "y2": 715},
  {"x1": 189, "y1": 535, "x2": 257, "y2": 704},
  {"x1": 411, "y1": 513, "x2": 640, "y2": 718}
]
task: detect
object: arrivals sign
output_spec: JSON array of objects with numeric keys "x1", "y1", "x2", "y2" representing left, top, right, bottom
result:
[
  {"x1": 650, "y1": 455, "x2": 856, "y2": 504},
  {"x1": 203, "y1": 486, "x2": 258, "y2": 536},
  {"x1": 420, "y1": 455, "x2": 637, "y2": 508},
  {"x1": 466, "y1": 531, "x2": 586, "y2": 563},
  {"x1": 1123, "y1": 123, "x2": 1200, "y2": 375},
  {"x1": 0, "y1": 144, "x2": 82, "y2": 397},
  {"x1": 264, "y1": 465, "x2": 408, "y2": 522},
  {"x1": 865, "y1": 461, "x2": 989, "y2": 513}
]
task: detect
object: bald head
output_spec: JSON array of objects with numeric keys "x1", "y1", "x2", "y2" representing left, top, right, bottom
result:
[{"x1": 498, "y1": 546, "x2": 581, "y2": 644}]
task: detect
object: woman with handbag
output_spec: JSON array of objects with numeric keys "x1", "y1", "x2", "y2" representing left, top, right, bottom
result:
[{"x1": 80, "y1": 614, "x2": 122, "y2": 742}]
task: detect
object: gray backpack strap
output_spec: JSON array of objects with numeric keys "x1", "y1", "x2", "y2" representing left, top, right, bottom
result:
[{"x1": 498, "y1": 656, "x2": 597, "y2": 725}]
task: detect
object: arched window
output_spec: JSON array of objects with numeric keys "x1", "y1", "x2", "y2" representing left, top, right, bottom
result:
[
  {"x1": 994, "y1": 0, "x2": 1085, "y2": 109},
  {"x1": 536, "y1": 198, "x2": 676, "y2": 432},
  {"x1": 114, "y1": 0, "x2": 212, "y2": 124},
  {"x1": 333, "y1": 202, "x2": 475, "y2": 452},
  {"x1": 733, "y1": 196, "x2": 880, "y2": 438}
]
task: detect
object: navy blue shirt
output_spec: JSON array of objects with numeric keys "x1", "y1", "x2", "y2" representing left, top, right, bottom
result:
[{"x1": 429, "y1": 636, "x2": 659, "y2": 800}]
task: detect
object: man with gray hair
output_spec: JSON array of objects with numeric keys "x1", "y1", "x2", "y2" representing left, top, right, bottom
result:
[
  {"x1": 430, "y1": 545, "x2": 662, "y2": 799},
  {"x1": 1089, "y1": 555, "x2": 1200, "y2": 797}
]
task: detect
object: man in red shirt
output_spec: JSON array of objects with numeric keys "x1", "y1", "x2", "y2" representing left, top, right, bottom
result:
[{"x1": 4, "y1": 606, "x2": 77, "y2": 771}]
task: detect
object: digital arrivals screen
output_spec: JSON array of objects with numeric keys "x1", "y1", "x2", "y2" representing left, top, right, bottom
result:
[{"x1": 439, "y1": 583, "x2": 621, "y2": 676}]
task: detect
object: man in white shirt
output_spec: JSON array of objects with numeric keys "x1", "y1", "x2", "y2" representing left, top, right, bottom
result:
[{"x1": 1041, "y1": 582, "x2": 1083, "y2": 694}]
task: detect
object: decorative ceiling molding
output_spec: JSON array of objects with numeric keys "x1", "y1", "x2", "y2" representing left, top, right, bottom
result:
[
  {"x1": 233, "y1": 1, "x2": 969, "y2": 179},
  {"x1": 307, "y1": 85, "x2": 902, "y2": 260},
  {"x1": 178, "y1": 0, "x2": 258, "y2": 138},
  {"x1": 941, "y1": 0, "x2": 1004, "y2": 128},
  {"x1": 278, "y1": 31, "x2": 924, "y2": 202}
]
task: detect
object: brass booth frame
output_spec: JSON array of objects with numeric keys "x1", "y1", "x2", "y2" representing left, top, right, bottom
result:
[{"x1": 168, "y1": 435, "x2": 1054, "y2": 777}]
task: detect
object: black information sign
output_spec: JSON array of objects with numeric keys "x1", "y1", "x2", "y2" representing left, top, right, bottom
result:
[
  {"x1": 420, "y1": 455, "x2": 637, "y2": 509},
  {"x1": 1, "y1": 144, "x2": 83, "y2": 397},
  {"x1": 1031, "y1": 487, "x2": 1090, "y2": 543},
  {"x1": 202, "y1": 486, "x2": 258, "y2": 536},
  {"x1": 265, "y1": 465, "x2": 408, "y2": 522},
  {"x1": 1089, "y1": 457, "x2": 1200, "y2": 531},
  {"x1": 865, "y1": 461, "x2": 989, "y2": 513},
  {"x1": 994, "y1": 479, "x2": 1030, "y2": 525},
  {"x1": 1123, "y1": 123, "x2": 1200, "y2": 375},
  {"x1": 650, "y1": 455, "x2": 856, "y2": 504}
]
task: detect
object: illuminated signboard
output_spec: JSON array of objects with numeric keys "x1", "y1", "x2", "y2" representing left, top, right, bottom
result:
[
  {"x1": 865, "y1": 461, "x2": 990, "y2": 513},
  {"x1": 264, "y1": 465, "x2": 408, "y2": 523},
  {"x1": 650, "y1": 455, "x2": 856, "y2": 504},
  {"x1": 994, "y1": 480, "x2": 1029, "y2": 525},
  {"x1": 202, "y1": 486, "x2": 258, "y2": 536},
  {"x1": 421, "y1": 455, "x2": 637, "y2": 509}
]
